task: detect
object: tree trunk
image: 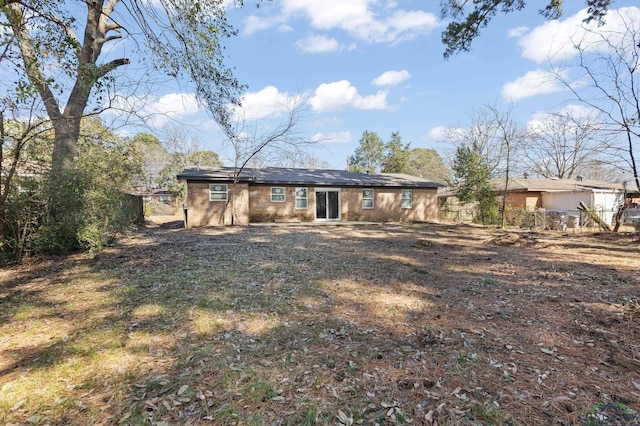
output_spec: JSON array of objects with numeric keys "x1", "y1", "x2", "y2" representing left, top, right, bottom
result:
[
  {"x1": 612, "y1": 205, "x2": 625, "y2": 233},
  {"x1": 52, "y1": 116, "x2": 82, "y2": 171},
  {"x1": 0, "y1": 111, "x2": 5, "y2": 249}
]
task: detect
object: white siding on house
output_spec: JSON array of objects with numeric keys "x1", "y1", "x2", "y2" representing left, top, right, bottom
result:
[
  {"x1": 541, "y1": 191, "x2": 591, "y2": 212},
  {"x1": 593, "y1": 191, "x2": 625, "y2": 225},
  {"x1": 542, "y1": 190, "x2": 624, "y2": 225}
]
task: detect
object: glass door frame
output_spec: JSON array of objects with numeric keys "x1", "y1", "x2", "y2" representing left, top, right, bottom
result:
[{"x1": 315, "y1": 188, "x2": 341, "y2": 221}]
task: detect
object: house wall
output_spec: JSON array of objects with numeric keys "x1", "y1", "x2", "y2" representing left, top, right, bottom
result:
[
  {"x1": 185, "y1": 182, "x2": 249, "y2": 227},
  {"x1": 505, "y1": 192, "x2": 542, "y2": 210},
  {"x1": 340, "y1": 187, "x2": 438, "y2": 222},
  {"x1": 185, "y1": 182, "x2": 439, "y2": 225},
  {"x1": 248, "y1": 185, "x2": 315, "y2": 222},
  {"x1": 541, "y1": 191, "x2": 591, "y2": 212},
  {"x1": 248, "y1": 185, "x2": 438, "y2": 222},
  {"x1": 593, "y1": 191, "x2": 625, "y2": 225},
  {"x1": 541, "y1": 190, "x2": 624, "y2": 226}
]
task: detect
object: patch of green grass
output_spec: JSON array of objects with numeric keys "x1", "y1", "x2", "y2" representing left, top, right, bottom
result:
[
  {"x1": 244, "y1": 378, "x2": 279, "y2": 401},
  {"x1": 469, "y1": 402, "x2": 505, "y2": 424},
  {"x1": 456, "y1": 351, "x2": 479, "y2": 367},
  {"x1": 481, "y1": 276, "x2": 496, "y2": 286},
  {"x1": 11, "y1": 304, "x2": 48, "y2": 320},
  {"x1": 293, "y1": 405, "x2": 318, "y2": 426}
]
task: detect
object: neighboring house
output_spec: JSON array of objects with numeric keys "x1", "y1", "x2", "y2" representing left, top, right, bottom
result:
[
  {"x1": 142, "y1": 188, "x2": 176, "y2": 206},
  {"x1": 139, "y1": 188, "x2": 178, "y2": 216},
  {"x1": 439, "y1": 177, "x2": 640, "y2": 227},
  {"x1": 177, "y1": 167, "x2": 442, "y2": 227}
]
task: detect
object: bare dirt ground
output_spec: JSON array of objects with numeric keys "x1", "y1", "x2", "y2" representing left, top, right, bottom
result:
[{"x1": 1, "y1": 220, "x2": 639, "y2": 425}]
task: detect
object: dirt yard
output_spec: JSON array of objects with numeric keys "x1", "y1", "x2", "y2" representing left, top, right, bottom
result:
[{"x1": 1, "y1": 221, "x2": 639, "y2": 425}]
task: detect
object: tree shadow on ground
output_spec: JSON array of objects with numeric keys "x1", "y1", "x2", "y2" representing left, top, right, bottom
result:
[{"x1": 1, "y1": 223, "x2": 638, "y2": 424}]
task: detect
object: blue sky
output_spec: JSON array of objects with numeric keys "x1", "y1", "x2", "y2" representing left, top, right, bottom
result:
[{"x1": 114, "y1": 1, "x2": 640, "y2": 170}]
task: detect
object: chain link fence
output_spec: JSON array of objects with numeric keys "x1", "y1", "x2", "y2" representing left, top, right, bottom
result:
[{"x1": 439, "y1": 205, "x2": 640, "y2": 231}]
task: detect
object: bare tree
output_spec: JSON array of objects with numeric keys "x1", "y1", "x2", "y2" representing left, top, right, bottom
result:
[
  {"x1": 221, "y1": 97, "x2": 313, "y2": 224},
  {"x1": 163, "y1": 125, "x2": 201, "y2": 167},
  {"x1": 443, "y1": 104, "x2": 520, "y2": 178},
  {"x1": 551, "y1": 8, "x2": 640, "y2": 191},
  {"x1": 485, "y1": 104, "x2": 522, "y2": 228},
  {"x1": 443, "y1": 103, "x2": 523, "y2": 227},
  {"x1": 270, "y1": 152, "x2": 330, "y2": 169},
  {"x1": 522, "y1": 110, "x2": 613, "y2": 179}
]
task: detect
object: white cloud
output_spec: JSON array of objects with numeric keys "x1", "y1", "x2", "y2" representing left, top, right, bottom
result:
[
  {"x1": 426, "y1": 125, "x2": 466, "y2": 142},
  {"x1": 296, "y1": 35, "x2": 341, "y2": 53},
  {"x1": 235, "y1": 86, "x2": 294, "y2": 120},
  {"x1": 243, "y1": 14, "x2": 287, "y2": 36},
  {"x1": 557, "y1": 104, "x2": 600, "y2": 119},
  {"x1": 246, "y1": 0, "x2": 439, "y2": 44},
  {"x1": 310, "y1": 80, "x2": 388, "y2": 112},
  {"x1": 514, "y1": 6, "x2": 640, "y2": 63},
  {"x1": 507, "y1": 26, "x2": 528, "y2": 38},
  {"x1": 310, "y1": 131, "x2": 352, "y2": 144},
  {"x1": 527, "y1": 104, "x2": 601, "y2": 131},
  {"x1": 372, "y1": 70, "x2": 411, "y2": 86},
  {"x1": 384, "y1": 10, "x2": 439, "y2": 43},
  {"x1": 154, "y1": 93, "x2": 200, "y2": 115},
  {"x1": 501, "y1": 70, "x2": 565, "y2": 102},
  {"x1": 114, "y1": 92, "x2": 201, "y2": 128},
  {"x1": 427, "y1": 125, "x2": 449, "y2": 141}
]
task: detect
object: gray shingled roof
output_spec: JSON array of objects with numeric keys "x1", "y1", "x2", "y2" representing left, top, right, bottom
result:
[
  {"x1": 494, "y1": 177, "x2": 638, "y2": 193},
  {"x1": 177, "y1": 167, "x2": 442, "y2": 188},
  {"x1": 438, "y1": 177, "x2": 639, "y2": 197}
]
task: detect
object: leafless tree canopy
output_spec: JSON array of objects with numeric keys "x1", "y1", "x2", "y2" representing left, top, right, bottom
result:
[
  {"x1": 551, "y1": 7, "x2": 640, "y2": 189},
  {"x1": 522, "y1": 111, "x2": 614, "y2": 179}
]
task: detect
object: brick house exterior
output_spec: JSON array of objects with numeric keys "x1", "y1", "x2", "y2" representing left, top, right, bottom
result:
[
  {"x1": 438, "y1": 177, "x2": 640, "y2": 225},
  {"x1": 177, "y1": 167, "x2": 442, "y2": 227}
]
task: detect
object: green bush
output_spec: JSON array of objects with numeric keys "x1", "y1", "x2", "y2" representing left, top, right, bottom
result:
[
  {"x1": 3, "y1": 142, "x2": 141, "y2": 259},
  {"x1": 506, "y1": 208, "x2": 543, "y2": 228}
]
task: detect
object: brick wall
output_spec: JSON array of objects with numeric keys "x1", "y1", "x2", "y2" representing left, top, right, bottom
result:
[
  {"x1": 186, "y1": 182, "x2": 439, "y2": 225},
  {"x1": 248, "y1": 185, "x2": 438, "y2": 223},
  {"x1": 248, "y1": 185, "x2": 315, "y2": 222},
  {"x1": 505, "y1": 192, "x2": 542, "y2": 210},
  {"x1": 185, "y1": 182, "x2": 249, "y2": 227},
  {"x1": 341, "y1": 187, "x2": 438, "y2": 222}
]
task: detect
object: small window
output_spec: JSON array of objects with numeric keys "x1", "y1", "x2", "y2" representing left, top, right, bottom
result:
[
  {"x1": 362, "y1": 189, "x2": 374, "y2": 209},
  {"x1": 210, "y1": 184, "x2": 228, "y2": 201},
  {"x1": 271, "y1": 187, "x2": 286, "y2": 202},
  {"x1": 295, "y1": 187, "x2": 308, "y2": 209},
  {"x1": 401, "y1": 189, "x2": 412, "y2": 208}
]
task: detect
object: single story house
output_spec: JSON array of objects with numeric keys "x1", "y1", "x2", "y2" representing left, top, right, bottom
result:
[
  {"x1": 497, "y1": 177, "x2": 639, "y2": 225},
  {"x1": 142, "y1": 188, "x2": 177, "y2": 206},
  {"x1": 177, "y1": 167, "x2": 442, "y2": 227},
  {"x1": 438, "y1": 177, "x2": 640, "y2": 226}
]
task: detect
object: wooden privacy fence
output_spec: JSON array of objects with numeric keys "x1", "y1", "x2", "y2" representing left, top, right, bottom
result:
[{"x1": 123, "y1": 193, "x2": 144, "y2": 225}]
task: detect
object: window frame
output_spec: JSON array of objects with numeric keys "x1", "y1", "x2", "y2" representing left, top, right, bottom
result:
[
  {"x1": 401, "y1": 189, "x2": 412, "y2": 209},
  {"x1": 295, "y1": 187, "x2": 308, "y2": 209},
  {"x1": 271, "y1": 186, "x2": 286, "y2": 203},
  {"x1": 209, "y1": 184, "x2": 228, "y2": 201},
  {"x1": 362, "y1": 188, "x2": 374, "y2": 209}
]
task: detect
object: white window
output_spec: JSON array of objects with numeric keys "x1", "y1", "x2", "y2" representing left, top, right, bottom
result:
[
  {"x1": 362, "y1": 189, "x2": 374, "y2": 209},
  {"x1": 295, "y1": 187, "x2": 308, "y2": 209},
  {"x1": 209, "y1": 184, "x2": 228, "y2": 201},
  {"x1": 401, "y1": 189, "x2": 412, "y2": 208},
  {"x1": 271, "y1": 187, "x2": 286, "y2": 202}
]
